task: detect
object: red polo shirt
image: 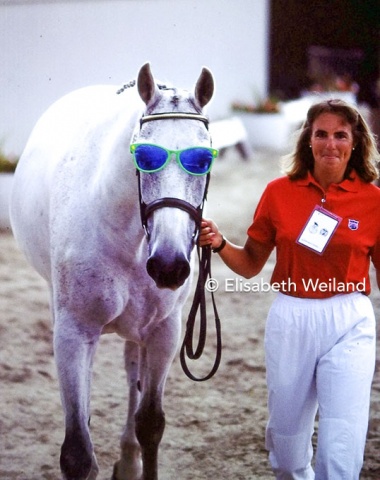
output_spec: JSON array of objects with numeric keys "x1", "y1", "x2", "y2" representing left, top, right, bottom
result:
[{"x1": 247, "y1": 171, "x2": 380, "y2": 298}]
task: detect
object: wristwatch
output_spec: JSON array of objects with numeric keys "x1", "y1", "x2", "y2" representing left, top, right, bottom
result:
[{"x1": 212, "y1": 235, "x2": 227, "y2": 253}]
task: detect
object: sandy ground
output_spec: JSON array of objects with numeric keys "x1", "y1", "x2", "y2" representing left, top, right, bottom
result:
[{"x1": 1, "y1": 150, "x2": 380, "y2": 479}]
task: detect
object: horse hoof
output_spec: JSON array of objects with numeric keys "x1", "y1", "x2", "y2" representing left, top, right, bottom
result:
[
  {"x1": 111, "y1": 463, "x2": 123, "y2": 480},
  {"x1": 111, "y1": 461, "x2": 142, "y2": 480},
  {"x1": 110, "y1": 464, "x2": 117, "y2": 480},
  {"x1": 86, "y1": 453, "x2": 99, "y2": 480}
]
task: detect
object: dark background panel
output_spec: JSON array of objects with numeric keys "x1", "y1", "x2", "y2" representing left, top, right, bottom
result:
[{"x1": 269, "y1": 0, "x2": 380, "y2": 106}]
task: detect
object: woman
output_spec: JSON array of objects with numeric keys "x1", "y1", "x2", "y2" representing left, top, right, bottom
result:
[{"x1": 201, "y1": 99, "x2": 380, "y2": 479}]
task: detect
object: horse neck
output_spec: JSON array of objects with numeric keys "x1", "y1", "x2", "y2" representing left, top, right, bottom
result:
[{"x1": 89, "y1": 108, "x2": 142, "y2": 216}]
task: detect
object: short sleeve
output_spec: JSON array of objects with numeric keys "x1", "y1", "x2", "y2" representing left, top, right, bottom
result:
[
  {"x1": 247, "y1": 185, "x2": 276, "y2": 248},
  {"x1": 371, "y1": 234, "x2": 380, "y2": 271}
]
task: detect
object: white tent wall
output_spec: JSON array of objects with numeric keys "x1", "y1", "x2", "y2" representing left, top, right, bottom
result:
[{"x1": 0, "y1": 0, "x2": 269, "y2": 156}]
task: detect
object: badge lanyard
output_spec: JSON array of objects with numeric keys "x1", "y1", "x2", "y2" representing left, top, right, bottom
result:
[{"x1": 296, "y1": 205, "x2": 342, "y2": 255}]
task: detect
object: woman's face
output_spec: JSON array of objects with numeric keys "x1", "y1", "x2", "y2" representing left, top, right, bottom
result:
[{"x1": 310, "y1": 112, "x2": 354, "y2": 184}]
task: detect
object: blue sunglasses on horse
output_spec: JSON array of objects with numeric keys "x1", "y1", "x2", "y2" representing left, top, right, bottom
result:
[{"x1": 130, "y1": 143, "x2": 218, "y2": 175}]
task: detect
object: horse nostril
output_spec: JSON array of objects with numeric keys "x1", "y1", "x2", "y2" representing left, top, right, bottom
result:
[{"x1": 146, "y1": 255, "x2": 190, "y2": 289}]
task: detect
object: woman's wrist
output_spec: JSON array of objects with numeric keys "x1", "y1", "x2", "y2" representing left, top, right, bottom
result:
[{"x1": 212, "y1": 234, "x2": 227, "y2": 253}]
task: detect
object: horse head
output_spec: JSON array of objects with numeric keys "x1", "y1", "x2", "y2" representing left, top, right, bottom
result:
[{"x1": 132, "y1": 63, "x2": 216, "y2": 290}]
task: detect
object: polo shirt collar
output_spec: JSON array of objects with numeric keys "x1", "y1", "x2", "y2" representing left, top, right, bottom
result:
[{"x1": 297, "y1": 170, "x2": 360, "y2": 193}]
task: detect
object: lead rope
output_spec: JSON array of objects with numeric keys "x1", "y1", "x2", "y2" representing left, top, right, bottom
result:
[{"x1": 180, "y1": 244, "x2": 222, "y2": 381}]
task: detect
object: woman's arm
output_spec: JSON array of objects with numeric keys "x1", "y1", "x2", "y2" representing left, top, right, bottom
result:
[
  {"x1": 200, "y1": 219, "x2": 272, "y2": 278},
  {"x1": 376, "y1": 269, "x2": 380, "y2": 290}
]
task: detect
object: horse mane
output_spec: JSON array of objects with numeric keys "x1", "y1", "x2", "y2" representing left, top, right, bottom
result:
[
  {"x1": 117, "y1": 78, "x2": 200, "y2": 114},
  {"x1": 116, "y1": 79, "x2": 173, "y2": 95}
]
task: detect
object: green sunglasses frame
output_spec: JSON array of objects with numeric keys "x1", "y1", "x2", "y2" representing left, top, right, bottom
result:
[{"x1": 130, "y1": 143, "x2": 218, "y2": 176}]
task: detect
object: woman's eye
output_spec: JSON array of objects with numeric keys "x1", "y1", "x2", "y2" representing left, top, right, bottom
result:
[
  {"x1": 314, "y1": 131, "x2": 326, "y2": 138},
  {"x1": 336, "y1": 132, "x2": 348, "y2": 139}
]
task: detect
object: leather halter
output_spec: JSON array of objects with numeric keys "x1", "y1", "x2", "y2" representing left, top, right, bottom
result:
[
  {"x1": 136, "y1": 111, "x2": 211, "y2": 241},
  {"x1": 136, "y1": 111, "x2": 222, "y2": 381}
]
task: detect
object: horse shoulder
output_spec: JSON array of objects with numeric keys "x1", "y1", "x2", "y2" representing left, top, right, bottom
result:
[{"x1": 11, "y1": 84, "x2": 142, "y2": 280}]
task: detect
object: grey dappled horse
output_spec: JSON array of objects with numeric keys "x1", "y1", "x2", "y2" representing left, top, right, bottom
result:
[{"x1": 10, "y1": 63, "x2": 216, "y2": 480}]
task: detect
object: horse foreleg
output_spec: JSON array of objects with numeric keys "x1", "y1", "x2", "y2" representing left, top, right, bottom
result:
[
  {"x1": 54, "y1": 319, "x2": 100, "y2": 480},
  {"x1": 112, "y1": 341, "x2": 142, "y2": 480},
  {"x1": 136, "y1": 318, "x2": 180, "y2": 480},
  {"x1": 135, "y1": 387, "x2": 165, "y2": 480}
]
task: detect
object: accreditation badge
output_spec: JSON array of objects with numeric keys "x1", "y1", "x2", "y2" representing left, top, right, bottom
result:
[{"x1": 296, "y1": 205, "x2": 342, "y2": 254}]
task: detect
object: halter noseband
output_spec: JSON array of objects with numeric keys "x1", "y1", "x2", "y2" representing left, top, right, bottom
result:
[{"x1": 137, "y1": 111, "x2": 211, "y2": 240}]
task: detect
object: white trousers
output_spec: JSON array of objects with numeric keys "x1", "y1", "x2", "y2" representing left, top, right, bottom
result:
[{"x1": 264, "y1": 292, "x2": 376, "y2": 480}]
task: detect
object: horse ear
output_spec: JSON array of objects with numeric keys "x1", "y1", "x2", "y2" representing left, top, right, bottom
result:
[
  {"x1": 194, "y1": 67, "x2": 214, "y2": 108},
  {"x1": 137, "y1": 63, "x2": 157, "y2": 105}
]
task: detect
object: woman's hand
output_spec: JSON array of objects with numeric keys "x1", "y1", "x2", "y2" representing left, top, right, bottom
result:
[
  {"x1": 199, "y1": 218, "x2": 224, "y2": 250},
  {"x1": 200, "y1": 218, "x2": 272, "y2": 278}
]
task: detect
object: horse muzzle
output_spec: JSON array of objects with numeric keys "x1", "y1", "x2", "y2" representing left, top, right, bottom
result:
[
  {"x1": 140, "y1": 196, "x2": 200, "y2": 290},
  {"x1": 146, "y1": 252, "x2": 191, "y2": 290}
]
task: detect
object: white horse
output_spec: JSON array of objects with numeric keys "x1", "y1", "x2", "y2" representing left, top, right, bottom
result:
[{"x1": 10, "y1": 63, "x2": 216, "y2": 480}]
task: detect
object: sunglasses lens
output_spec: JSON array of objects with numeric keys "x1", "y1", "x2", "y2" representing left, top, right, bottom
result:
[
  {"x1": 133, "y1": 145, "x2": 168, "y2": 172},
  {"x1": 180, "y1": 148, "x2": 215, "y2": 174}
]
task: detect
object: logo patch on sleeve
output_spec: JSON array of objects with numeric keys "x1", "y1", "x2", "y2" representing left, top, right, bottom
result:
[{"x1": 348, "y1": 219, "x2": 359, "y2": 230}]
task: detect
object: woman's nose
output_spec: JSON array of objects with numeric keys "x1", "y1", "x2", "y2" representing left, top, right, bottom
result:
[{"x1": 325, "y1": 136, "x2": 337, "y2": 148}]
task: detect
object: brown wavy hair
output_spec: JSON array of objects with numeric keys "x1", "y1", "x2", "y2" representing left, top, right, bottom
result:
[{"x1": 283, "y1": 99, "x2": 380, "y2": 183}]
